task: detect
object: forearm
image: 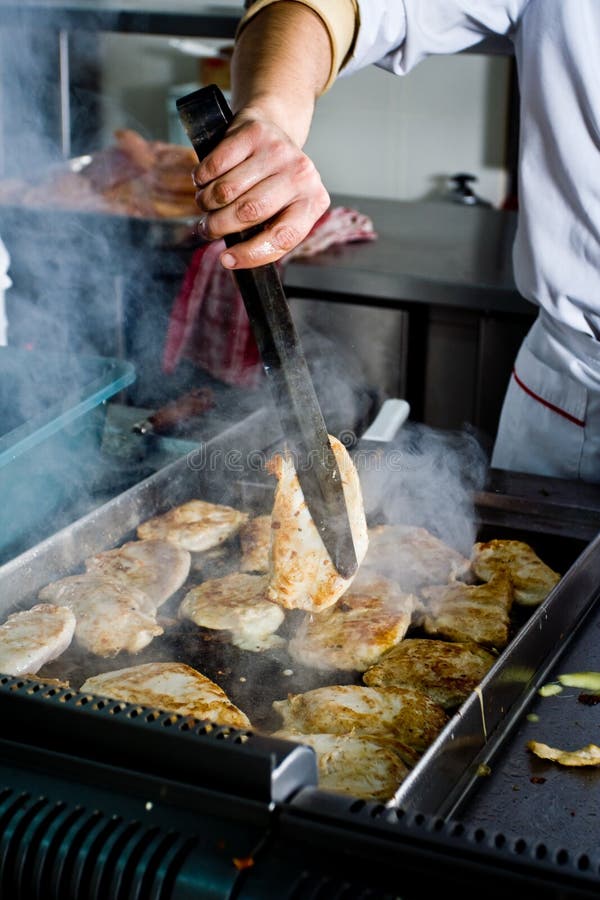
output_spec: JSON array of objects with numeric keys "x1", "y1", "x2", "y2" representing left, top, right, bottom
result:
[
  {"x1": 231, "y1": 2, "x2": 332, "y2": 147},
  {"x1": 189, "y1": 0, "x2": 357, "y2": 267}
]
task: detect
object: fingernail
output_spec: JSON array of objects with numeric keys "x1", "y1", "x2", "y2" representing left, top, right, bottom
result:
[{"x1": 221, "y1": 252, "x2": 236, "y2": 268}]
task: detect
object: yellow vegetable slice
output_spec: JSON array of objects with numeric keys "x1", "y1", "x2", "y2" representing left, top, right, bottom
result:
[
  {"x1": 527, "y1": 740, "x2": 600, "y2": 767},
  {"x1": 538, "y1": 683, "x2": 563, "y2": 697},
  {"x1": 557, "y1": 671, "x2": 600, "y2": 690}
]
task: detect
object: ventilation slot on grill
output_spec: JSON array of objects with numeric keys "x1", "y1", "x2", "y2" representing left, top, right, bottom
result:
[
  {"x1": 324, "y1": 797, "x2": 600, "y2": 885},
  {"x1": 0, "y1": 787, "x2": 197, "y2": 900}
]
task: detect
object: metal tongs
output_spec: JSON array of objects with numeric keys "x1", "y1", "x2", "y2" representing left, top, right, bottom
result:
[{"x1": 177, "y1": 84, "x2": 357, "y2": 577}]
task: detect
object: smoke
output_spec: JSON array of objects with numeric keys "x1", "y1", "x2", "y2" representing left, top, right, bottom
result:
[
  {"x1": 358, "y1": 421, "x2": 489, "y2": 555},
  {"x1": 0, "y1": 12, "x2": 205, "y2": 566},
  {"x1": 296, "y1": 318, "x2": 374, "y2": 437}
]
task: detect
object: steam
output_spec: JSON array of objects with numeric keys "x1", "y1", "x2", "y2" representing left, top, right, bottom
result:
[
  {"x1": 0, "y1": 237, "x2": 11, "y2": 345},
  {"x1": 0, "y1": 11, "x2": 195, "y2": 566},
  {"x1": 296, "y1": 319, "x2": 372, "y2": 436},
  {"x1": 359, "y1": 421, "x2": 488, "y2": 555}
]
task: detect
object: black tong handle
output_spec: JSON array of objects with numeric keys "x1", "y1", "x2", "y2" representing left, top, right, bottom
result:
[{"x1": 176, "y1": 85, "x2": 358, "y2": 578}]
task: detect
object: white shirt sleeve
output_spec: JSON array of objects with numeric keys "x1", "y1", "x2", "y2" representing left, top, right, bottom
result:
[{"x1": 344, "y1": 0, "x2": 532, "y2": 77}]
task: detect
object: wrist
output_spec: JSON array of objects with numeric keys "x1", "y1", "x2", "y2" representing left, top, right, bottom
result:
[{"x1": 233, "y1": 97, "x2": 315, "y2": 148}]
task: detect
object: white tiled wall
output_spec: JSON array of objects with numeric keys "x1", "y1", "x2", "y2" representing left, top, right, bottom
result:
[{"x1": 306, "y1": 53, "x2": 510, "y2": 206}]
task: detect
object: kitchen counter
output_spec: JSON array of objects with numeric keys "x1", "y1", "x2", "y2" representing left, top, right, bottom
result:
[
  {"x1": 285, "y1": 193, "x2": 527, "y2": 315},
  {"x1": 284, "y1": 194, "x2": 533, "y2": 431}
]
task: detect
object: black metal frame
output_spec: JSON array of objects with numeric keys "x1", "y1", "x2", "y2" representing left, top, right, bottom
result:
[{"x1": 2, "y1": 675, "x2": 600, "y2": 899}]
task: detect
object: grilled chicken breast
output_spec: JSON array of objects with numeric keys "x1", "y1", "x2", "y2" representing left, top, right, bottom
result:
[
  {"x1": 0, "y1": 604, "x2": 76, "y2": 676},
  {"x1": 81, "y1": 661, "x2": 251, "y2": 729},
  {"x1": 361, "y1": 524, "x2": 471, "y2": 595},
  {"x1": 85, "y1": 539, "x2": 191, "y2": 608},
  {"x1": 136, "y1": 499, "x2": 249, "y2": 552},
  {"x1": 178, "y1": 572, "x2": 285, "y2": 651},
  {"x1": 38, "y1": 574, "x2": 163, "y2": 657},
  {"x1": 471, "y1": 539, "x2": 561, "y2": 606},
  {"x1": 239, "y1": 515, "x2": 271, "y2": 574},
  {"x1": 363, "y1": 638, "x2": 496, "y2": 709},
  {"x1": 271, "y1": 730, "x2": 412, "y2": 801},
  {"x1": 266, "y1": 436, "x2": 368, "y2": 612},
  {"x1": 419, "y1": 571, "x2": 514, "y2": 649},
  {"x1": 273, "y1": 683, "x2": 447, "y2": 753},
  {"x1": 287, "y1": 575, "x2": 416, "y2": 671}
]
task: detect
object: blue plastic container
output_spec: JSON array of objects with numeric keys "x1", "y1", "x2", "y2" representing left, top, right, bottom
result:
[{"x1": 0, "y1": 348, "x2": 135, "y2": 563}]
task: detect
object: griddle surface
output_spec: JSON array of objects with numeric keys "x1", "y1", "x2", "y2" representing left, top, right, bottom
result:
[{"x1": 455, "y1": 601, "x2": 600, "y2": 858}]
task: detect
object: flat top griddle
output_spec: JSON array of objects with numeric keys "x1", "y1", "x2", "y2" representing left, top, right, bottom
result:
[
  {"x1": 1, "y1": 409, "x2": 598, "y2": 833},
  {"x1": 36, "y1": 544, "x2": 359, "y2": 735},
  {"x1": 27, "y1": 452, "x2": 587, "y2": 737},
  {"x1": 454, "y1": 598, "x2": 600, "y2": 859}
]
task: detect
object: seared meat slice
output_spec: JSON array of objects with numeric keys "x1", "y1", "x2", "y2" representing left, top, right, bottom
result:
[
  {"x1": 267, "y1": 435, "x2": 368, "y2": 612},
  {"x1": 81, "y1": 661, "x2": 250, "y2": 729},
  {"x1": 85, "y1": 539, "x2": 191, "y2": 609},
  {"x1": 270, "y1": 730, "x2": 412, "y2": 801},
  {"x1": 471, "y1": 539, "x2": 561, "y2": 606},
  {"x1": 38, "y1": 574, "x2": 163, "y2": 657},
  {"x1": 419, "y1": 572, "x2": 514, "y2": 649},
  {"x1": 287, "y1": 575, "x2": 416, "y2": 671},
  {"x1": 40, "y1": 573, "x2": 154, "y2": 613},
  {"x1": 137, "y1": 500, "x2": 249, "y2": 552},
  {"x1": 361, "y1": 524, "x2": 471, "y2": 595},
  {"x1": 273, "y1": 683, "x2": 447, "y2": 753},
  {"x1": 239, "y1": 515, "x2": 271, "y2": 574},
  {"x1": 363, "y1": 638, "x2": 496, "y2": 709},
  {"x1": 179, "y1": 572, "x2": 285, "y2": 651},
  {"x1": 0, "y1": 604, "x2": 76, "y2": 676}
]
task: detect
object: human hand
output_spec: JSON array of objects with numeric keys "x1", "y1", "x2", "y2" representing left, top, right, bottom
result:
[{"x1": 192, "y1": 108, "x2": 330, "y2": 269}]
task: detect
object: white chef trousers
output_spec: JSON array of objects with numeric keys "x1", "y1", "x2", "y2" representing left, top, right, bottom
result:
[{"x1": 492, "y1": 310, "x2": 600, "y2": 483}]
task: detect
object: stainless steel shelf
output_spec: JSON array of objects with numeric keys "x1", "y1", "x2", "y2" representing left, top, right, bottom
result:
[{"x1": 0, "y1": 1, "x2": 243, "y2": 37}]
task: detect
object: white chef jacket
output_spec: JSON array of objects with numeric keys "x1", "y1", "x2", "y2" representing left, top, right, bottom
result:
[
  {"x1": 343, "y1": 0, "x2": 600, "y2": 479},
  {"x1": 345, "y1": 0, "x2": 600, "y2": 338}
]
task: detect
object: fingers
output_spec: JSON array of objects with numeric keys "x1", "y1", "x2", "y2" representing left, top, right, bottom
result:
[
  {"x1": 189, "y1": 115, "x2": 330, "y2": 267},
  {"x1": 223, "y1": 196, "x2": 330, "y2": 268},
  {"x1": 196, "y1": 169, "x2": 330, "y2": 266}
]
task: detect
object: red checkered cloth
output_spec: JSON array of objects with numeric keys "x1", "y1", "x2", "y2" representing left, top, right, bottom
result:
[{"x1": 162, "y1": 206, "x2": 377, "y2": 388}]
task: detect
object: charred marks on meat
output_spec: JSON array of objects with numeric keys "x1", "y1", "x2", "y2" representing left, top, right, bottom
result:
[{"x1": 2, "y1": 438, "x2": 562, "y2": 802}]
